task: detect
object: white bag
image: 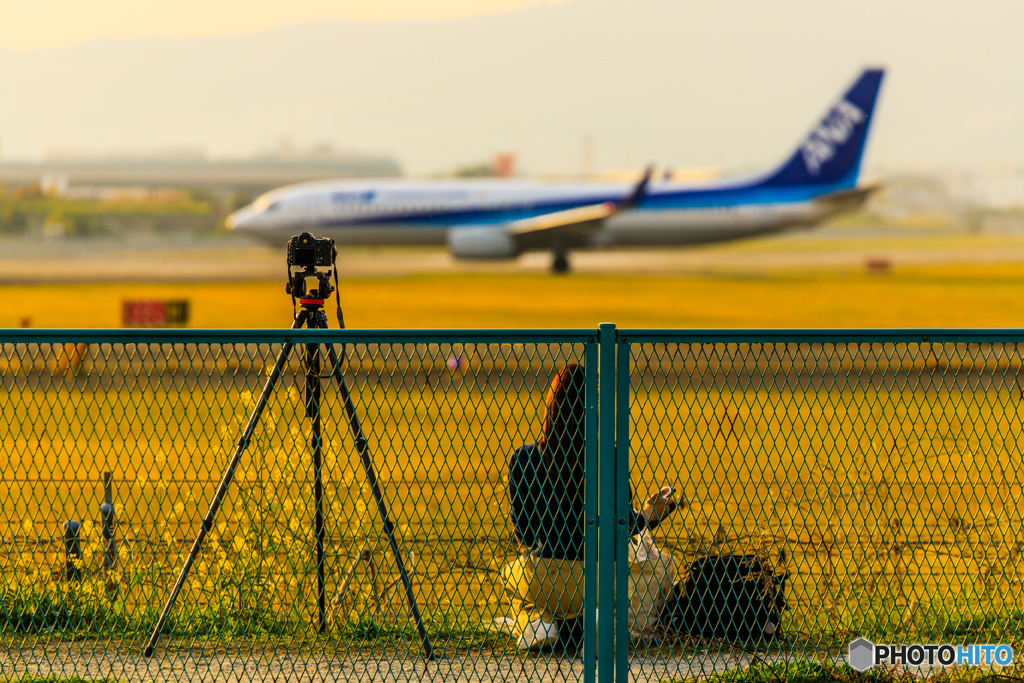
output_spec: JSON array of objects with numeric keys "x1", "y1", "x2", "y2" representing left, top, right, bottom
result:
[{"x1": 626, "y1": 530, "x2": 676, "y2": 635}]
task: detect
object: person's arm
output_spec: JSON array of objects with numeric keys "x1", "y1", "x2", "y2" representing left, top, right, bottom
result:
[
  {"x1": 629, "y1": 506, "x2": 654, "y2": 535},
  {"x1": 628, "y1": 486, "x2": 677, "y2": 535},
  {"x1": 627, "y1": 486, "x2": 656, "y2": 535}
]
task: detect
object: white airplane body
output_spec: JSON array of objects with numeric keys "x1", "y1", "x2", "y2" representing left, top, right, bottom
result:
[{"x1": 229, "y1": 69, "x2": 884, "y2": 271}]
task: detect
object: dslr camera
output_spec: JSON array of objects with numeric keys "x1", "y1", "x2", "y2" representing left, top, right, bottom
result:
[{"x1": 286, "y1": 232, "x2": 337, "y2": 300}]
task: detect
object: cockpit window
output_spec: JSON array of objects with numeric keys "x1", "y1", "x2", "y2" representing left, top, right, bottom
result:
[{"x1": 252, "y1": 195, "x2": 281, "y2": 213}]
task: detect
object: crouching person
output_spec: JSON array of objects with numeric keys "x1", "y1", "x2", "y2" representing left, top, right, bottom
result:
[{"x1": 500, "y1": 364, "x2": 678, "y2": 649}]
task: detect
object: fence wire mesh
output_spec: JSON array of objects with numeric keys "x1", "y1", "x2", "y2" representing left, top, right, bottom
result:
[
  {"x1": 2, "y1": 329, "x2": 1022, "y2": 683},
  {"x1": 0, "y1": 332, "x2": 597, "y2": 682},
  {"x1": 623, "y1": 334, "x2": 1024, "y2": 681}
]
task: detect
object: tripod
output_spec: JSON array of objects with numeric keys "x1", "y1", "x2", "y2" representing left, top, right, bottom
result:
[{"x1": 144, "y1": 301, "x2": 434, "y2": 660}]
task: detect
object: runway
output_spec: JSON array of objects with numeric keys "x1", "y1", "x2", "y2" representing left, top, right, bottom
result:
[{"x1": 4, "y1": 227, "x2": 1024, "y2": 282}]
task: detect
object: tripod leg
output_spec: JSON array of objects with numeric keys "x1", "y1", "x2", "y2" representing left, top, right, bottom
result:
[
  {"x1": 323, "y1": 342, "x2": 436, "y2": 661},
  {"x1": 143, "y1": 313, "x2": 306, "y2": 657},
  {"x1": 304, "y1": 341, "x2": 328, "y2": 632}
]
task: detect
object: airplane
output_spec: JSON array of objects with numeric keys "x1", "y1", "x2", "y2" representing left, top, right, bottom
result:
[{"x1": 228, "y1": 68, "x2": 884, "y2": 273}]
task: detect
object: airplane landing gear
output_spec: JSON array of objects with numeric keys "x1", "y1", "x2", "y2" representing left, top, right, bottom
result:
[{"x1": 551, "y1": 250, "x2": 570, "y2": 274}]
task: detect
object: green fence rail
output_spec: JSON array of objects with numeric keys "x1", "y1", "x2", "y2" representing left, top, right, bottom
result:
[{"x1": 1, "y1": 326, "x2": 1022, "y2": 682}]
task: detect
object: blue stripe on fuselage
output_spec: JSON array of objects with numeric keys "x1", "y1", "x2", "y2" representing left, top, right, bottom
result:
[
  {"x1": 642, "y1": 174, "x2": 856, "y2": 209},
  {"x1": 316, "y1": 173, "x2": 856, "y2": 229}
]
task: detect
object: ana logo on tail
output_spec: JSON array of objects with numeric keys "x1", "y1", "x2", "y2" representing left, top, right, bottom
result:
[{"x1": 800, "y1": 99, "x2": 866, "y2": 175}]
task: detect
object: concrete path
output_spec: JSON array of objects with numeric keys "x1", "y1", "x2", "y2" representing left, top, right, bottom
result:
[{"x1": 0, "y1": 642, "x2": 771, "y2": 682}]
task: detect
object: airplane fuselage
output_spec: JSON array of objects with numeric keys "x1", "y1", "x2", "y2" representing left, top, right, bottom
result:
[{"x1": 230, "y1": 178, "x2": 844, "y2": 248}]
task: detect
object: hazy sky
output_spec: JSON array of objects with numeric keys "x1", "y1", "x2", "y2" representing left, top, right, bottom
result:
[
  {"x1": 1, "y1": 0, "x2": 1023, "y2": 176},
  {"x1": 1, "y1": 0, "x2": 569, "y2": 50}
]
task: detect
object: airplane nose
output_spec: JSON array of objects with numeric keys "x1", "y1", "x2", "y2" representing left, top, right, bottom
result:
[{"x1": 225, "y1": 206, "x2": 252, "y2": 230}]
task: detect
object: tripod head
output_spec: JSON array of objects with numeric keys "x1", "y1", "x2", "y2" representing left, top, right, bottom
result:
[{"x1": 285, "y1": 232, "x2": 344, "y2": 328}]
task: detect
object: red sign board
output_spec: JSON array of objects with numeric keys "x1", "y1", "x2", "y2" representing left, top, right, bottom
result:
[{"x1": 123, "y1": 300, "x2": 190, "y2": 327}]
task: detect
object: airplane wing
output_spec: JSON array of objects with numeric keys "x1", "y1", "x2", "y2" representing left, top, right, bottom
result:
[
  {"x1": 504, "y1": 201, "x2": 617, "y2": 250},
  {"x1": 503, "y1": 167, "x2": 653, "y2": 252}
]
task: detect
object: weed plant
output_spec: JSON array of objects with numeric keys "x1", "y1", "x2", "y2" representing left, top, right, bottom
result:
[{"x1": 0, "y1": 476, "x2": 511, "y2": 654}]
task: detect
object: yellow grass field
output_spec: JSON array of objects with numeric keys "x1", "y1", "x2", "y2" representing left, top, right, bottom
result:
[
  {"x1": 4, "y1": 262, "x2": 1024, "y2": 329},
  {"x1": 3, "y1": 263, "x2": 1024, "y2": 647},
  {"x1": 3, "y1": 345, "x2": 1023, "y2": 645}
]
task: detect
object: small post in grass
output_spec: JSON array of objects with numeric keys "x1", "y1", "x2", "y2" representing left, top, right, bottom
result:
[
  {"x1": 101, "y1": 472, "x2": 119, "y2": 597},
  {"x1": 63, "y1": 520, "x2": 82, "y2": 581},
  {"x1": 101, "y1": 472, "x2": 118, "y2": 571}
]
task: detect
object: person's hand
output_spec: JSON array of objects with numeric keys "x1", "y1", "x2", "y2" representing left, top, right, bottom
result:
[{"x1": 643, "y1": 486, "x2": 678, "y2": 524}]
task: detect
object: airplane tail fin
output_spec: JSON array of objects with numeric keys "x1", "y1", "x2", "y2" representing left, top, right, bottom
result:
[{"x1": 757, "y1": 68, "x2": 884, "y2": 189}]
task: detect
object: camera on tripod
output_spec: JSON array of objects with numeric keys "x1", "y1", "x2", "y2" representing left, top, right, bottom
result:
[
  {"x1": 146, "y1": 227, "x2": 434, "y2": 661},
  {"x1": 286, "y1": 232, "x2": 337, "y2": 300}
]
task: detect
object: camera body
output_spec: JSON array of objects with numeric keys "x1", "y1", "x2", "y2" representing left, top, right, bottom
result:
[
  {"x1": 287, "y1": 232, "x2": 335, "y2": 268},
  {"x1": 286, "y1": 232, "x2": 337, "y2": 300}
]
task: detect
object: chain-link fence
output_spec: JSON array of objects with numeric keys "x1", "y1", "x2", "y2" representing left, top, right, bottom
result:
[
  {"x1": 622, "y1": 330, "x2": 1024, "y2": 682},
  {"x1": 1, "y1": 327, "x2": 1022, "y2": 682},
  {"x1": 0, "y1": 329, "x2": 601, "y2": 682}
]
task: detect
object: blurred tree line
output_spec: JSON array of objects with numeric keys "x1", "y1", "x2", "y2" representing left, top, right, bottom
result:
[{"x1": 0, "y1": 183, "x2": 230, "y2": 238}]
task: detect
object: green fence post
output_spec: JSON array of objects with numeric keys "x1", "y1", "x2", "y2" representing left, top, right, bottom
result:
[
  {"x1": 615, "y1": 336, "x2": 631, "y2": 681},
  {"x1": 598, "y1": 322, "x2": 617, "y2": 683},
  {"x1": 585, "y1": 336, "x2": 600, "y2": 683}
]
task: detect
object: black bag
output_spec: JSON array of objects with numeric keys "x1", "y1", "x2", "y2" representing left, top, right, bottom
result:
[{"x1": 659, "y1": 554, "x2": 788, "y2": 641}]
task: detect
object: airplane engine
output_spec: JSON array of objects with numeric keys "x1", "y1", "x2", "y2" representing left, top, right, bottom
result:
[{"x1": 447, "y1": 226, "x2": 518, "y2": 260}]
